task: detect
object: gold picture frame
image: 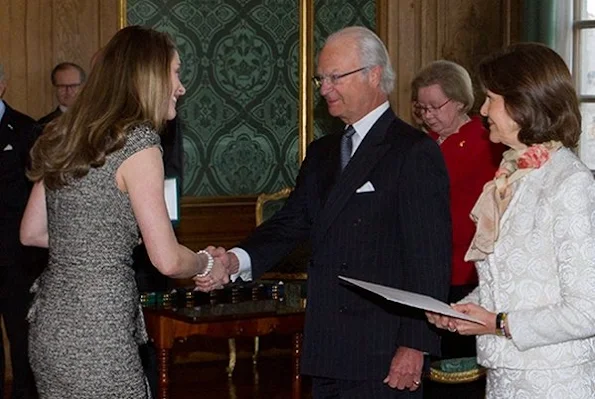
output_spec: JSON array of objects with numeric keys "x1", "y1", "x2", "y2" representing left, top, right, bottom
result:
[{"x1": 118, "y1": 0, "x2": 127, "y2": 29}]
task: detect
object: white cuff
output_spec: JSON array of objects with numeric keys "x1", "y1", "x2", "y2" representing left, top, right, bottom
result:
[{"x1": 228, "y1": 247, "x2": 253, "y2": 282}]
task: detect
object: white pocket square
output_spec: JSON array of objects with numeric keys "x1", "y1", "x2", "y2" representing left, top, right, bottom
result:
[
  {"x1": 3, "y1": 144, "x2": 13, "y2": 151},
  {"x1": 356, "y1": 181, "x2": 375, "y2": 193}
]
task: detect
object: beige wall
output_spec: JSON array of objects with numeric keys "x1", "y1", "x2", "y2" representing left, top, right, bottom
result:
[
  {"x1": 0, "y1": 0, "x2": 121, "y2": 120},
  {"x1": 378, "y1": 0, "x2": 521, "y2": 123}
]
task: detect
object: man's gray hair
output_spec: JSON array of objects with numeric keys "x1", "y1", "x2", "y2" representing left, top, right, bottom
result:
[{"x1": 326, "y1": 26, "x2": 395, "y2": 94}]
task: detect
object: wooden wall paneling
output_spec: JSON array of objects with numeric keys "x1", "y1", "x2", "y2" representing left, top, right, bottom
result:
[
  {"x1": 503, "y1": 0, "x2": 521, "y2": 45},
  {"x1": 383, "y1": 0, "x2": 424, "y2": 123},
  {"x1": 0, "y1": 0, "x2": 10, "y2": 94},
  {"x1": 395, "y1": 0, "x2": 418, "y2": 121},
  {"x1": 438, "y1": 0, "x2": 511, "y2": 111},
  {"x1": 0, "y1": 0, "x2": 120, "y2": 119},
  {"x1": 420, "y1": 0, "x2": 438, "y2": 68},
  {"x1": 381, "y1": 0, "x2": 521, "y2": 122},
  {"x1": 175, "y1": 196, "x2": 258, "y2": 253},
  {"x1": 36, "y1": 0, "x2": 55, "y2": 118},
  {"x1": 3, "y1": 1, "x2": 28, "y2": 113},
  {"x1": 0, "y1": 0, "x2": 7, "y2": 99},
  {"x1": 383, "y1": 1, "x2": 400, "y2": 118},
  {"x1": 30, "y1": 0, "x2": 56, "y2": 117},
  {"x1": 54, "y1": 0, "x2": 86, "y2": 67},
  {"x1": 99, "y1": 0, "x2": 122, "y2": 47}
]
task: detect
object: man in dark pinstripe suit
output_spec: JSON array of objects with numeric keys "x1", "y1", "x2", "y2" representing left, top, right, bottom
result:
[{"x1": 198, "y1": 26, "x2": 451, "y2": 398}]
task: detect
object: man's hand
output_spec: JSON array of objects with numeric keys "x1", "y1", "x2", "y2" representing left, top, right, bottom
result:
[
  {"x1": 426, "y1": 311, "x2": 458, "y2": 333},
  {"x1": 383, "y1": 346, "x2": 423, "y2": 391}
]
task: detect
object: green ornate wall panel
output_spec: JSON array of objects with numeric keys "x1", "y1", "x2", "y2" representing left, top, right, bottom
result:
[{"x1": 128, "y1": 0, "x2": 375, "y2": 196}]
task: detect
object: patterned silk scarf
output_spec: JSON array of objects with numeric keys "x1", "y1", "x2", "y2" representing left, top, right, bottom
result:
[{"x1": 464, "y1": 140, "x2": 563, "y2": 261}]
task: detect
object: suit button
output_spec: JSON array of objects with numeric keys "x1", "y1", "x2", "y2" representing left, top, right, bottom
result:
[
  {"x1": 340, "y1": 262, "x2": 348, "y2": 271},
  {"x1": 339, "y1": 306, "x2": 347, "y2": 313},
  {"x1": 353, "y1": 218, "x2": 361, "y2": 226}
]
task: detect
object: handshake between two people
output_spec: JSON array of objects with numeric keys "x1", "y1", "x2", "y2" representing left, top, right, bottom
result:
[{"x1": 193, "y1": 246, "x2": 240, "y2": 292}]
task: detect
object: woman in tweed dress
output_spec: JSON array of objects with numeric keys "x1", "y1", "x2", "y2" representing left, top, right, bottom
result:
[{"x1": 19, "y1": 26, "x2": 230, "y2": 398}]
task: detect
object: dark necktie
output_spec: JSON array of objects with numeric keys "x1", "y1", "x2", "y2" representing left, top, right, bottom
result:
[{"x1": 340, "y1": 125, "x2": 356, "y2": 171}]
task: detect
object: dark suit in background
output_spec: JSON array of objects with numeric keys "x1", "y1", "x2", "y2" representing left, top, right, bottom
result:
[
  {"x1": 36, "y1": 107, "x2": 62, "y2": 127},
  {"x1": 225, "y1": 26, "x2": 452, "y2": 398},
  {"x1": 161, "y1": 117, "x2": 184, "y2": 189},
  {"x1": 0, "y1": 101, "x2": 41, "y2": 399},
  {"x1": 133, "y1": 117, "x2": 183, "y2": 293}
]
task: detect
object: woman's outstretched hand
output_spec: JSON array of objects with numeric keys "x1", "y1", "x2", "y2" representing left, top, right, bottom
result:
[{"x1": 193, "y1": 246, "x2": 234, "y2": 292}]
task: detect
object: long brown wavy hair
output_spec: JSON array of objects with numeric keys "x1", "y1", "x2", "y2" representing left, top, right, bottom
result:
[{"x1": 29, "y1": 26, "x2": 176, "y2": 189}]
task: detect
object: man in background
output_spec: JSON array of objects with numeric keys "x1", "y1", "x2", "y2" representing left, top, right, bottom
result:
[
  {"x1": 0, "y1": 63, "x2": 40, "y2": 398},
  {"x1": 38, "y1": 62, "x2": 86, "y2": 126}
]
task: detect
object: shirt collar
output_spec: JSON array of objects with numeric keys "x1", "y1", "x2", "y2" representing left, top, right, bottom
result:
[
  {"x1": 349, "y1": 101, "x2": 390, "y2": 152},
  {"x1": 0, "y1": 100, "x2": 5, "y2": 123}
]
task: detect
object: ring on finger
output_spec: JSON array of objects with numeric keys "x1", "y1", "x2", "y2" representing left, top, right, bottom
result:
[{"x1": 413, "y1": 380, "x2": 420, "y2": 386}]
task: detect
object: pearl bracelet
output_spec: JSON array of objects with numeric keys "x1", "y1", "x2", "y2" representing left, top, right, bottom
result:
[{"x1": 194, "y1": 250, "x2": 214, "y2": 278}]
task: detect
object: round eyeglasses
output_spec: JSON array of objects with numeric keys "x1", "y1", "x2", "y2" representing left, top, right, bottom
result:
[
  {"x1": 413, "y1": 98, "x2": 452, "y2": 116},
  {"x1": 311, "y1": 67, "x2": 369, "y2": 89},
  {"x1": 55, "y1": 83, "x2": 82, "y2": 92}
]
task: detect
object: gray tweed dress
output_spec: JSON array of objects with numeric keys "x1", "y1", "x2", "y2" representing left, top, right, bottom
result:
[{"x1": 28, "y1": 125, "x2": 160, "y2": 399}]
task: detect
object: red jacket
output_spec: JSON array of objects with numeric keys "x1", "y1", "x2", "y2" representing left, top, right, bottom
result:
[{"x1": 429, "y1": 116, "x2": 505, "y2": 286}]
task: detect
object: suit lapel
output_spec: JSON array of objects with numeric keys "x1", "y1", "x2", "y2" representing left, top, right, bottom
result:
[{"x1": 313, "y1": 109, "x2": 396, "y2": 242}]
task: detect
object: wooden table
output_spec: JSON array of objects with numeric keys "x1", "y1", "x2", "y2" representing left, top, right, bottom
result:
[{"x1": 143, "y1": 302, "x2": 306, "y2": 399}]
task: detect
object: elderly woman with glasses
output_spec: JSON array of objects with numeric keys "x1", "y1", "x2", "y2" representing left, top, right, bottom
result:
[{"x1": 411, "y1": 60, "x2": 505, "y2": 361}]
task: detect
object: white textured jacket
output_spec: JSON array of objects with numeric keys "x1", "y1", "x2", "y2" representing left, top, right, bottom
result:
[{"x1": 463, "y1": 148, "x2": 595, "y2": 370}]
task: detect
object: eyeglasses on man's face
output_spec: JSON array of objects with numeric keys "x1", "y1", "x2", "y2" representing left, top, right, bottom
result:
[
  {"x1": 312, "y1": 66, "x2": 369, "y2": 89},
  {"x1": 55, "y1": 83, "x2": 81, "y2": 92},
  {"x1": 413, "y1": 98, "x2": 451, "y2": 116}
]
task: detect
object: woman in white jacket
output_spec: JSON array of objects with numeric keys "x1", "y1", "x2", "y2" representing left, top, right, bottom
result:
[{"x1": 427, "y1": 42, "x2": 595, "y2": 398}]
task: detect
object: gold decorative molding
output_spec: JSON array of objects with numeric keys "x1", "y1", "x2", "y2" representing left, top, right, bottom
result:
[
  {"x1": 118, "y1": 0, "x2": 127, "y2": 29},
  {"x1": 299, "y1": 0, "x2": 314, "y2": 163},
  {"x1": 255, "y1": 187, "x2": 293, "y2": 226}
]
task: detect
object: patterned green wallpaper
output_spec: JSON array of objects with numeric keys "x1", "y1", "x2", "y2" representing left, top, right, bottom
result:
[{"x1": 128, "y1": 0, "x2": 375, "y2": 196}]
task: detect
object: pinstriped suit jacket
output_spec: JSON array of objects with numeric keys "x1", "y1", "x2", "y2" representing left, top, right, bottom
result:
[{"x1": 239, "y1": 108, "x2": 452, "y2": 380}]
